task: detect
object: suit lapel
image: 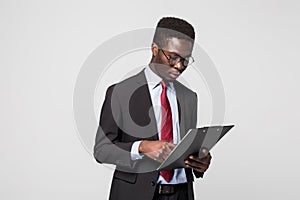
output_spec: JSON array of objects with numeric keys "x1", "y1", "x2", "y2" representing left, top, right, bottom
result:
[{"x1": 130, "y1": 70, "x2": 158, "y2": 140}]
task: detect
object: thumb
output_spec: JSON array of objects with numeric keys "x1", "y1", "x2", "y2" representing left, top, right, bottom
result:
[{"x1": 198, "y1": 147, "x2": 209, "y2": 158}]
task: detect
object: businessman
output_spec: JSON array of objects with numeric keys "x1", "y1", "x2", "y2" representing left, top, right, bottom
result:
[{"x1": 94, "y1": 17, "x2": 212, "y2": 200}]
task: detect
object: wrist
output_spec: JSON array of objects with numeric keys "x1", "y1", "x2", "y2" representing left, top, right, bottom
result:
[{"x1": 138, "y1": 140, "x2": 146, "y2": 153}]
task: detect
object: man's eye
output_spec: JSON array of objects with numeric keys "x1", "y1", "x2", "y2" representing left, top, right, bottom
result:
[{"x1": 170, "y1": 56, "x2": 180, "y2": 61}]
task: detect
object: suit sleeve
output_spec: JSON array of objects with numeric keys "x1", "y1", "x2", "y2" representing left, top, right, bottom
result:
[
  {"x1": 191, "y1": 93, "x2": 205, "y2": 178},
  {"x1": 93, "y1": 85, "x2": 136, "y2": 169}
]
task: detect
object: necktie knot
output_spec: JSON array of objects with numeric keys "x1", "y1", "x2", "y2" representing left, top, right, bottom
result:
[{"x1": 161, "y1": 80, "x2": 167, "y2": 90}]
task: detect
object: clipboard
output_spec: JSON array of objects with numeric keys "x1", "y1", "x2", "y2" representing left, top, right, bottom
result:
[{"x1": 157, "y1": 125, "x2": 234, "y2": 170}]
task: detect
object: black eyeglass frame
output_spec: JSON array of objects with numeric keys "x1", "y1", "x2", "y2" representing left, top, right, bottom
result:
[{"x1": 159, "y1": 48, "x2": 194, "y2": 68}]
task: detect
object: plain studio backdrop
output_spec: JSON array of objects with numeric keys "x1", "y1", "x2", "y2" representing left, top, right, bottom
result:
[{"x1": 1, "y1": 0, "x2": 299, "y2": 199}]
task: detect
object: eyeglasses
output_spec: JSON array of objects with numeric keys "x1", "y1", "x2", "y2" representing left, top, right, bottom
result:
[{"x1": 160, "y1": 49, "x2": 194, "y2": 68}]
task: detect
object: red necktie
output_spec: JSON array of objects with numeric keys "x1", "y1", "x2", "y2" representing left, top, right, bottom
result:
[{"x1": 160, "y1": 80, "x2": 174, "y2": 182}]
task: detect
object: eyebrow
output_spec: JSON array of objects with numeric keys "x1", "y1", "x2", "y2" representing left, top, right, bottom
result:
[{"x1": 168, "y1": 51, "x2": 191, "y2": 59}]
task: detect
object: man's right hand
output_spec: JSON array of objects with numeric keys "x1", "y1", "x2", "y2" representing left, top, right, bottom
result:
[{"x1": 138, "y1": 141, "x2": 175, "y2": 163}]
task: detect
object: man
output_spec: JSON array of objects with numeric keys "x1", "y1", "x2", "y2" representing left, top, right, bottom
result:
[{"x1": 94, "y1": 17, "x2": 212, "y2": 200}]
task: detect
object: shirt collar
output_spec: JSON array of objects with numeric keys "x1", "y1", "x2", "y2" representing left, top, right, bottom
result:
[{"x1": 144, "y1": 65, "x2": 175, "y2": 91}]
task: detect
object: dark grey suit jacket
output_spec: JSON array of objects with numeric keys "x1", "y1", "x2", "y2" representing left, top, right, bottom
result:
[{"x1": 94, "y1": 69, "x2": 203, "y2": 200}]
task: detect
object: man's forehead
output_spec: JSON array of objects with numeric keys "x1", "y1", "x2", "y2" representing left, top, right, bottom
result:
[{"x1": 164, "y1": 37, "x2": 193, "y2": 56}]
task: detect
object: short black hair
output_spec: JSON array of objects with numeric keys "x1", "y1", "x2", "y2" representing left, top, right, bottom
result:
[{"x1": 153, "y1": 17, "x2": 195, "y2": 48}]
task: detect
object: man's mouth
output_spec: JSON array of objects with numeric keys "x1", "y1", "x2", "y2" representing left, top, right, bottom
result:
[{"x1": 170, "y1": 73, "x2": 179, "y2": 79}]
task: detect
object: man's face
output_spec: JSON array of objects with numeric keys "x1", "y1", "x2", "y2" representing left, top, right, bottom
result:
[{"x1": 150, "y1": 37, "x2": 193, "y2": 81}]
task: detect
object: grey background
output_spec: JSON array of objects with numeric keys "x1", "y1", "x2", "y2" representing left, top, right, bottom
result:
[{"x1": 1, "y1": 0, "x2": 299, "y2": 199}]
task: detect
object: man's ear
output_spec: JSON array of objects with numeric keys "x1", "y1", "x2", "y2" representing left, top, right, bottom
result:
[{"x1": 151, "y1": 43, "x2": 159, "y2": 57}]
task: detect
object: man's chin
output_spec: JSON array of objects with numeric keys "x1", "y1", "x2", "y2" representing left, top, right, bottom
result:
[{"x1": 163, "y1": 77, "x2": 176, "y2": 82}]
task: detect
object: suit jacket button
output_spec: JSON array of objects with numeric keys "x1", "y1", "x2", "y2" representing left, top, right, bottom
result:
[{"x1": 151, "y1": 181, "x2": 156, "y2": 186}]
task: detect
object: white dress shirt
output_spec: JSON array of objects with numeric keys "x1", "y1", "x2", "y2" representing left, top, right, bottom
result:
[{"x1": 130, "y1": 65, "x2": 187, "y2": 184}]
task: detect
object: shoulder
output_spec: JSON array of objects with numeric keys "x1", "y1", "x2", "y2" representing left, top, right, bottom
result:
[{"x1": 105, "y1": 69, "x2": 147, "y2": 97}]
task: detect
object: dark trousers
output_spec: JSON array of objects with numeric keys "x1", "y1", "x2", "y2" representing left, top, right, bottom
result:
[{"x1": 152, "y1": 184, "x2": 189, "y2": 200}]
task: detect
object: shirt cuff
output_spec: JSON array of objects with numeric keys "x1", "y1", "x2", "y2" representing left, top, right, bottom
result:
[{"x1": 130, "y1": 141, "x2": 144, "y2": 160}]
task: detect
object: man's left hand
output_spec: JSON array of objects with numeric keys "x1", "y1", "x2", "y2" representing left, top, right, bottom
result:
[{"x1": 185, "y1": 148, "x2": 212, "y2": 173}]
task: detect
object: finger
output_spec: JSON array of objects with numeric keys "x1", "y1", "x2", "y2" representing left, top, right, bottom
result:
[
  {"x1": 168, "y1": 143, "x2": 176, "y2": 150},
  {"x1": 185, "y1": 158, "x2": 210, "y2": 169},
  {"x1": 159, "y1": 143, "x2": 175, "y2": 160},
  {"x1": 188, "y1": 155, "x2": 210, "y2": 165},
  {"x1": 156, "y1": 154, "x2": 164, "y2": 163},
  {"x1": 146, "y1": 152, "x2": 164, "y2": 163},
  {"x1": 197, "y1": 153, "x2": 212, "y2": 163},
  {"x1": 188, "y1": 155, "x2": 201, "y2": 162},
  {"x1": 185, "y1": 163, "x2": 207, "y2": 172},
  {"x1": 164, "y1": 144, "x2": 174, "y2": 155},
  {"x1": 145, "y1": 153, "x2": 157, "y2": 162},
  {"x1": 202, "y1": 152, "x2": 212, "y2": 162},
  {"x1": 201, "y1": 148, "x2": 209, "y2": 155},
  {"x1": 186, "y1": 160, "x2": 208, "y2": 171},
  {"x1": 197, "y1": 148, "x2": 208, "y2": 158},
  {"x1": 160, "y1": 148, "x2": 169, "y2": 161},
  {"x1": 185, "y1": 159, "x2": 202, "y2": 169}
]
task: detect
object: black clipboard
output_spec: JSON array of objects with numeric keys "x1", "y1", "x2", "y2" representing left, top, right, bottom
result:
[{"x1": 157, "y1": 125, "x2": 234, "y2": 170}]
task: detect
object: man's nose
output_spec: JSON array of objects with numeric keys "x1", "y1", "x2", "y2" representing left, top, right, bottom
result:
[{"x1": 173, "y1": 60, "x2": 185, "y2": 72}]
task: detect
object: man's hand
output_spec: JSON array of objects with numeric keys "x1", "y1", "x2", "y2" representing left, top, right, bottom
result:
[
  {"x1": 139, "y1": 140, "x2": 175, "y2": 163},
  {"x1": 185, "y1": 148, "x2": 212, "y2": 173}
]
